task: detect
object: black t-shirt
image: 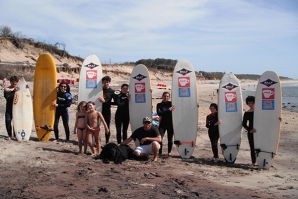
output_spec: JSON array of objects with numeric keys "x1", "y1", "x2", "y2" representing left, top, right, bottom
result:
[{"x1": 131, "y1": 126, "x2": 160, "y2": 145}]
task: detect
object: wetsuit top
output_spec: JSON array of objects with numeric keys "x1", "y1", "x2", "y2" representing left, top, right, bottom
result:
[
  {"x1": 56, "y1": 91, "x2": 72, "y2": 111},
  {"x1": 102, "y1": 87, "x2": 117, "y2": 112},
  {"x1": 242, "y1": 111, "x2": 254, "y2": 132},
  {"x1": 4, "y1": 89, "x2": 15, "y2": 113},
  {"x1": 115, "y1": 92, "x2": 129, "y2": 115},
  {"x1": 156, "y1": 101, "x2": 173, "y2": 123},
  {"x1": 130, "y1": 126, "x2": 160, "y2": 146},
  {"x1": 206, "y1": 113, "x2": 219, "y2": 134}
]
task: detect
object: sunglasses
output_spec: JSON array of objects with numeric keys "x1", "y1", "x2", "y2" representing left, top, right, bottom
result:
[{"x1": 60, "y1": 86, "x2": 67, "y2": 88}]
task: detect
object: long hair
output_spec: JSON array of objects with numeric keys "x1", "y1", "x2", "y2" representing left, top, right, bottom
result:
[
  {"x1": 77, "y1": 101, "x2": 87, "y2": 112},
  {"x1": 58, "y1": 81, "x2": 71, "y2": 93}
]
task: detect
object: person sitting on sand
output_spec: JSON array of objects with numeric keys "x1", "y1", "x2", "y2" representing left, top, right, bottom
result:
[
  {"x1": 3, "y1": 76, "x2": 19, "y2": 140},
  {"x1": 85, "y1": 101, "x2": 109, "y2": 156},
  {"x1": 206, "y1": 103, "x2": 221, "y2": 162},
  {"x1": 119, "y1": 117, "x2": 161, "y2": 161}
]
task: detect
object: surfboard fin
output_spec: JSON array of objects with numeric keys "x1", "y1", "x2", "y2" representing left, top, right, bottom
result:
[
  {"x1": 174, "y1": 140, "x2": 195, "y2": 147},
  {"x1": 255, "y1": 149, "x2": 276, "y2": 158}
]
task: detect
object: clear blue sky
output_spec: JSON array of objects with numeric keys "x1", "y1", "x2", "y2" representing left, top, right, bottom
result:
[{"x1": 1, "y1": 0, "x2": 298, "y2": 79}]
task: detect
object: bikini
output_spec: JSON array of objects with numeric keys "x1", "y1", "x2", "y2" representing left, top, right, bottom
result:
[{"x1": 77, "y1": 115, "x2": 85, "y2": 131}]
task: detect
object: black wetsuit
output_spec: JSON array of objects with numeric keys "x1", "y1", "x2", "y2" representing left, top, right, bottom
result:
[
  {"x1": 54, "y1": 91, "x2": 72, "y2": 140},
  {"x1": 102, "y1": 87, "x2": 117, "y2": 144},
  {"x1": 115, "y1": 92, "x2": 129, "y2": 144},
  {"x1": 156, "y1": 101, "x2": 174, "y2": 154},
  {"x1": 4, "y1": 89, "x2": 15, "y2": 138},
  {"x1": 206, "y1": 113, "x2": 219, "y2": 158},
  {"x1": 131, "y1": 126, "x2": 160, "y2": 146},
  {"x1": 242, "y1": 111, "x2": 256, "y2": 164}
]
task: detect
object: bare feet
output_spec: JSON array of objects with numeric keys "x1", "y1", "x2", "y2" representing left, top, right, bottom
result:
[
  {"x1": 6, "y1": 137, "x2": 11, "y2": 141},
  {"x1": 53, "y1": 139, "x2": 58, "y2": 142}
]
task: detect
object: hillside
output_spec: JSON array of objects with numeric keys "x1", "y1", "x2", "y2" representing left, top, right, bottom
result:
[{"x1": 0, "y1": 37, "x2": 291, "y2": 81}]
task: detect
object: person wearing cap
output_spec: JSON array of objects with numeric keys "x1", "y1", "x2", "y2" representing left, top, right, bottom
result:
[
  {"x1": 98, "y1": 76, "x2": 117, "y2": 144},
  {"x1": 119, "y1": 117, "x2": 161, "y2": 161}
]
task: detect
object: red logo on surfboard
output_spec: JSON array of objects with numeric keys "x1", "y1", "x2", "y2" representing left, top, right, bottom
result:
[
  {"x1": 262, "y1": 88, "x2": 275, "y2": 99},
  {"x1": 135, "y1": 82, "x2": 145, "y2": 93},
  {"x1": 86, "y1": 70, "x2": 97, "y2": 80},
  {"x1": 178, "y1": 77, "x2": 190, "y2": 87},
  {"x1": 224, "y1": 92, "x2": 237, "y2": 102}
]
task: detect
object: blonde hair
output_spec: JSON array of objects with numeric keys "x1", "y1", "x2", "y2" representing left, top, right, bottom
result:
[{"x1": 77, "y1": 101, "x2": 87, "y2": 111}]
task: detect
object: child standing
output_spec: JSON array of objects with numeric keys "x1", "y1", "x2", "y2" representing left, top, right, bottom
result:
[
  {"x1": 85, "y1": 101, "x2": 109, "y2": 156},
  {"x1": 242, "y1": 96, "x2": 256, "y2": 166},
  {"x1": 74, "y1": 101, "x2": 87, "y2": 154},
  {"x1": 206, "y1": 103, "x2": 221, "y2": 162}
]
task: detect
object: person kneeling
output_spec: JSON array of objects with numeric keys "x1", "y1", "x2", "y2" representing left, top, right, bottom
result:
[{"x1": 119, "y1": 117, "x2": 161, "y2": 161}]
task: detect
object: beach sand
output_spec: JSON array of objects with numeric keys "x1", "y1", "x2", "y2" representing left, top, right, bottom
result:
[{"x1": 0, "y1": 73, "x2": 298, "y2": 198}]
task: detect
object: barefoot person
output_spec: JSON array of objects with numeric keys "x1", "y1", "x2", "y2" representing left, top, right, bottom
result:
[
  {"x1": 85, "y1": 101, "x2": 109, "y2": 156},
  {"x1": 156, "y1": 91, "x2": 175, "y2": 156},
  {"x1": 97, "y1": 76, "x2": 117, "y2": 144},
  {"x1": 206, "y1": 103, "x2": 221, "y2": 162},
  {"x1": 242, "y1": 96, "x2": 256, "y2": 166},
  {"x1": 3, "y1": 76, "x2": 19, "y2": 140},
  {"x1": 119, "y1": 117, "x2": 161, "y2": 161},
  {"x1": 115, "y1": 84, "x2": 130, "y2": 144},
  {"x1": 52, "y1": 81, "x2": 72, "y2": 142},
  {"x1": 74, "y1": 101, "x2": 87, "y2": 154}
]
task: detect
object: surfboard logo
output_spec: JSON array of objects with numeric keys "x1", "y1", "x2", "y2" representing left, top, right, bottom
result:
[
  {"x1": 132, "y1": 74, "x2": 147, "y2": 81},
  {"x1": 176, "y1": 68, "x2": 192, "y2": 76},
  {"x1": 222, "y1": 83, "x2": 238, "y2": 91},
  {"x1": 84, "y1": 62, "x2": 99, "y2": 69},
  {"x1": 260, "y1": 79, "x2": 277, "y2": 87}
]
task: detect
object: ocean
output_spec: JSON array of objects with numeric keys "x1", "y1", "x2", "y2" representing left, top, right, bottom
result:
[{"x1": 242, "y1": 82, "x2": 298, "y2": 112}]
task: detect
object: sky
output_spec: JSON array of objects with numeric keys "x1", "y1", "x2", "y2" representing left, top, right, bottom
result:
[{"x1": 1, "y1": 0, "x2": 298, "y2": 79}]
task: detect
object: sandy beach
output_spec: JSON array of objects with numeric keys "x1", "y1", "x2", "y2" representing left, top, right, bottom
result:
[{"x1": 0, "y1": 70, "x2": 298, "y2": 198}]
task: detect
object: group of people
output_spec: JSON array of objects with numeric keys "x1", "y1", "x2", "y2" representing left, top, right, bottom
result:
[{"x1": 3, "y1": 75, "x2": 265, "y2": 164}]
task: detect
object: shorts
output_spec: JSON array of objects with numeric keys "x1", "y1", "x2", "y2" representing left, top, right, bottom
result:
[{"x1": 133, "y1": 142, "x2": 160, "y2": 155}]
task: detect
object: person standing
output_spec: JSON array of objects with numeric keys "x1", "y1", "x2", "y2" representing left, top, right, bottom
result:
[
  {"x1": 156, "y1": 91, "x2": 175, "y2": 156},
  {"x1": 242, "y1": 96, "x2": 256, "y2": 166},
  {"x1": 115, "y1": 84, "x2": 130, "y2": 144},
  {"x1": 206, "y1": 103, "x2": 221, "y2": 162},
  {"x1": 52, "y1": 81, "x2": 72, "y2": 142},
  {"x1": 98, "y1": 76, "x2": 117, "y2": 144},
  {"x1": 3, "y1": 76, "x2": 19, "y2": 140}
]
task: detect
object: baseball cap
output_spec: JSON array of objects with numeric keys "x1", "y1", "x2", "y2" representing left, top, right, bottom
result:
[{"x1": 143, "y1": 117, "x2": 152, "y2": 123}]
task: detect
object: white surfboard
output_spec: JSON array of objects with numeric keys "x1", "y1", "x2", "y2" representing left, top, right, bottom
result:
[
  {"x1": 13, "y1": 77, "x2": 33, "y2": 141},
  {"x1": 218, "y1": 73, "x2": 243, "y2": 163},
  {"x1": 129, "y1": 64, "x2": 152, "y2": 146},
  {"x1": 254, "y1": 71, "x2": 281, "y2": 169},
  {"x1": 78, "y1": 55, "x2": 103, "y2": 111},
  {"x1": 172, "y1": 60, "x2": 198, "y2": 159}
]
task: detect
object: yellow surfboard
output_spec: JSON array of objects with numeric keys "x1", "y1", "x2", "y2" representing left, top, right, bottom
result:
[{"x1": 33, "y1": 53, "x2": 57, "y2": 141}]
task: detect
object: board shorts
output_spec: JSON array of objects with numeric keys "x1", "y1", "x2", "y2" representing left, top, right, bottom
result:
[{"x1": 133, "y1": 142, "x2": 160, "y2": 155}]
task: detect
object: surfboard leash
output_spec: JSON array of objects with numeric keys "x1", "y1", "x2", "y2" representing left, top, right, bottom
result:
[{"x1": 220, "y1": 143, "x2": 240, "y2": 150}]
